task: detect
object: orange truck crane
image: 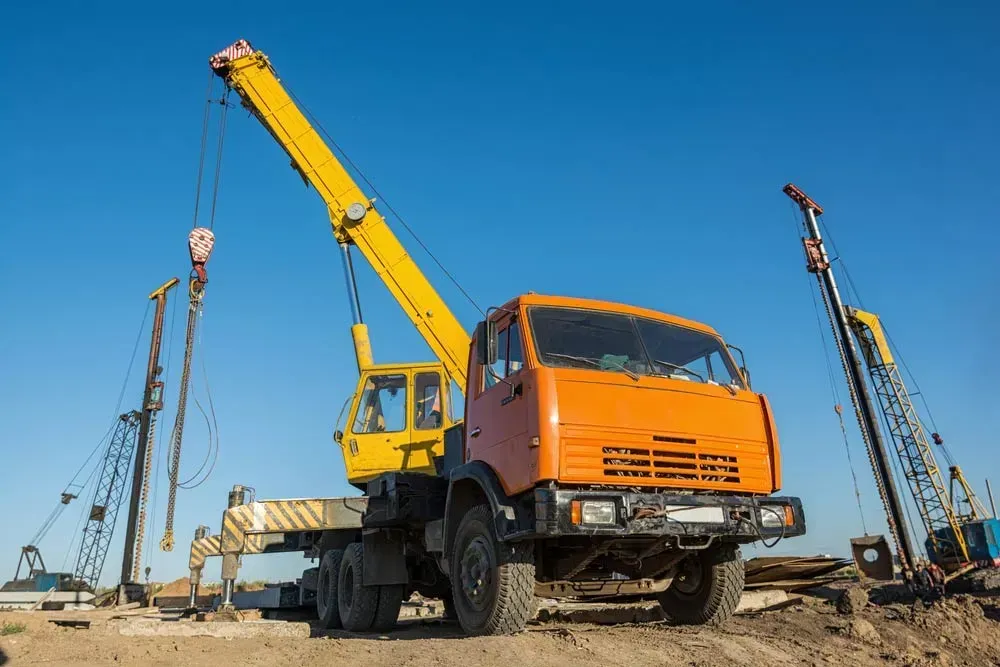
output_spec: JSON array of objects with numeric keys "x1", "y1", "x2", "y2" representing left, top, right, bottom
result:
[{"x1": 192, "y1": 39, "x2": 806, "y2": 635}]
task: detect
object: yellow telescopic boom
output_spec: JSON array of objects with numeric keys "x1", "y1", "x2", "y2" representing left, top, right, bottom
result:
[{"x1": 209, "y1": 40, "x2": 470, "y2": 388}]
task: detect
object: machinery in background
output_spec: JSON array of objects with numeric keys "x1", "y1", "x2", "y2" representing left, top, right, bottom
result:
[
  {"x1": 784, "y1": 183, "x2": 999, "y2": 582},
  {"x1": 4, "y1": 278, "x2": 180, "y2": 605}
]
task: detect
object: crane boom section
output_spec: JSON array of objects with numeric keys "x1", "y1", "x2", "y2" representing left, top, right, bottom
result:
[
  {"x1": 210, "y1": 41, "x2": 469, "y2": 388},
  {"x1": 845, "y1": 307, "x2": 969, "y2": 562}
]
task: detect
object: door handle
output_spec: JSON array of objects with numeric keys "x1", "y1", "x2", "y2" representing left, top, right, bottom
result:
[{"x1": 470, "y1": 427, "x2": 482, "y2": 438}]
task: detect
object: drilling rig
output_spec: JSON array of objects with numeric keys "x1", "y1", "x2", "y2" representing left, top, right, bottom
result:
[{"x1": 784, "y1": 183, "x2": 999, "y2": 584}]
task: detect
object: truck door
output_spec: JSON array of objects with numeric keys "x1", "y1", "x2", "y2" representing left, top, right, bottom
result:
[
  {"x1": 467, "y1": 314, "x2": 532, "y2": 494},
  {"x1": 342, "y1": 370, "x2": 413, "y2": 480}
]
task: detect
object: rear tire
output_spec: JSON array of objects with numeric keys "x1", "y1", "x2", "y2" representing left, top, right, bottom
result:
[
  {"x1": 657, "y1": 544, "x2": 744, "y2": 626},
  {"x1": 338, "y1": 543, "x2": 379, "y2": 631},
  {"x1": 371, "y1": 584, "x2": 405, "y2": 632},
  {"x1": 449, "y1": 504, "x2": 535, "y2": 636},
  {"x1": 316, "y1": 549, "x2": 344, "y2": 629}
]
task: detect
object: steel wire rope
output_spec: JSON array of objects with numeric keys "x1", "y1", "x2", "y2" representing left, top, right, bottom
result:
[
  {"x1": 57, "y1": 303, "x2": 151, "y2": 569},
  {"x1": 63, "y1": 303, "x2": 151, "y2": 491},
  {"x1": 285, "y1": 86, "x2": 484, "y2": 317},
  {"x1": 816, "y1": 211, "x2": 924, "y2": 555},
  {"x1": 191, "y1": 72, "x2": 215, "y2": 229},
  {"x1": 178, "y1": 320, "x2": 220, "y2": 489},
  {"x1": 787, "y1": 200, "x2": 869, "y2": 533},
  {"x1": 207, "y1": 88, "x2": 231, "y2": 230}
]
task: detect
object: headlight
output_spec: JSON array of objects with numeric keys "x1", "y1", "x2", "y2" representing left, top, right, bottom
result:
[
  {"x1": 760, "y1": 506, "x2": 790, "y2": 528},
  {"x1": 572, "y1": 500, "x2": 616, "y2": 525}
]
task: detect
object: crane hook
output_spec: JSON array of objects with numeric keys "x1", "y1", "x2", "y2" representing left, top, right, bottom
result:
[{"x1": 188, "y1": 227, "x2": 215, "y2": 289}]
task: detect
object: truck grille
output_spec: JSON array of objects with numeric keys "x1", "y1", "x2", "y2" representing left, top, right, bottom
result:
[
  {"x1": 601, "y1": 446, "x2": 741, "y2": 484},
  {"x1": 560, "y1": 429, "x2": 773, "y2": 493}
]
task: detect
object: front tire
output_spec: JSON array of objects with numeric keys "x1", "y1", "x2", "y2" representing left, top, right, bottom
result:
[
  {"x1": 316, "y1": 549, "x2": 344, "y2": 629},
  {"x1": 449, "y1": 504, "x2": 535, "y2": 636},
  {"x1": 657, "y1": 544, "x2": 744, "y2": 626}
]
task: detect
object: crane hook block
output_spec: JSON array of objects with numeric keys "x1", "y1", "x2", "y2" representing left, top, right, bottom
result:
[{"x1": 188, "y1": 228, "x2": 216, "y2": 284}]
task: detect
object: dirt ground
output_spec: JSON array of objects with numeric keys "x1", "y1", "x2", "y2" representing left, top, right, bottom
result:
[{"x1": 3, "y1": 590, "x2": 1000, "y2": 666}]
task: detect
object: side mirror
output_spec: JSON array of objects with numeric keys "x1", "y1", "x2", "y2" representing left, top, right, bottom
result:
[
  {"x1": 334, "y1": 430, "x2": 344, "y2": 443},
  {"x1": 740, "y1": 367, "x2": 752, "y2": 390},
  {"x1": 475, "y1": 320, "x2": 498, "y2": 366}
]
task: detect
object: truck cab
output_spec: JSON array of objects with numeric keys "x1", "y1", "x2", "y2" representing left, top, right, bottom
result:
[
  {"x1": 462, "y1": 293, "x2": 783, "y2": 496},
  {"x1": 421, "y1": 293, "x2": 805, "y2": 633}
]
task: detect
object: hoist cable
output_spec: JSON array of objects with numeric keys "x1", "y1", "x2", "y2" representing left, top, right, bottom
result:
[
  {"x1": 789, "y1": 201, "x2": 869, "y2": 531},
  {"x1": 207, "y1": 88, "x2": 231, "y2": 230},
  {"x1": 286, "y1": 86, "x2": 485, "y2": 318},
  {"x1": 132, "y1": 408, "x2": 159, "y2": 580},
  {"x1": 820, "y1": 214, "x2": 952, "y2": 551},
  {"x1": 61, "y1": 456, "x2": 103, "y2": 571},
  {"x1": 63, "y1": 303, "x2": 151, "y2": 491},
  {"x1": 887, "y1": 435, "x2": 925, "y2": 558},
  {"x1": 144, "y1": 423, "x2": 168, "y2": 573},
  {"x1": 808, "y1": 280, "x2": 869, "y2": 534},
  {"x1": 814, "y1": 270, "x2": 903, "y2": 553},
  {"x1": 820, "y1": 217, "x2": 867, "y2": 311},
  {"x1": 52, "y1": 303, "x2": 149, "y2": 571},
  {"x1": 29, "y1": 502, "x2": 68, "y2": 547},
  {"x1": 806, "y1": 210, "x2": 906, "y2": 558},
  {"x1": 179, "y1": 317, "x2": 220, "y2": 489},
  {"x1": 191, "y1": 72, "x2": 215, "y2": 229},
  {"x1": 160, "y1": 291, "x2": 203, "y2": 551},
  {"x1": 880, "y1": 322, "x2": 955, "y2": 465}
]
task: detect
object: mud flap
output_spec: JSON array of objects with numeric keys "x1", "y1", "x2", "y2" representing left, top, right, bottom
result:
[{"x1": 362, "y1": 529, "x2": 408, "y2": 586}]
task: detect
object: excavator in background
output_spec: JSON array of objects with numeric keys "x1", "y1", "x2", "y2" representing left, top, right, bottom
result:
[
  {"x1": 784, "y1": 183, "x2": 1000, "y2": 585},
  {"x1": 185, "y1": 39, "x2": 806, "y2": 636}
]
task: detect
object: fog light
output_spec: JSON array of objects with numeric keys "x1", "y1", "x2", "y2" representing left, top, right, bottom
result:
[
  {"x1": 760, "y1": 506, "x2": 786, "y2": 528},
  {"x1": 580, "y1": 500, "x2": 616, "y2": 525}
]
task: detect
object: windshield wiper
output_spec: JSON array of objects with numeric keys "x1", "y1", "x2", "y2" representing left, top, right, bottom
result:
[
  {"x1": 545, "y1": 353, "x2": 639, "y2": 381},
  {"x1": 651, "y1": 360, "x2": 705, "y2": 383},
  {"x1": 651, "y1": 360, "x2": 738, "y2": 395}
]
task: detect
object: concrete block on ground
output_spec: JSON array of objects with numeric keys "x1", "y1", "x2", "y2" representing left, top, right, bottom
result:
[
  {"x1": 115, "y1": 617, "x2": 311, "y2": 639},
  {"x1": 736, "y1": 589, "x2": 789, "y2": 613}
]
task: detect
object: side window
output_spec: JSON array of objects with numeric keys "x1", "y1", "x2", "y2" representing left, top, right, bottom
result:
[
  {"x1": 484, "y1": 327, "x2": 509, "y2": 391},
  {"x1": 351, "y1": 374, "x2": 407, "y2": 433},
  {"x1": 482, "y1": 319, "x2": 524, "y2": 392},
  {"x1": 507, "y1": 321, "x2": 524, "y2": 376},
  {"x1": 448, "y1": 379, "x2": 462, "y2": 422},
  {"x1": 414, "y1": 372, "x2": 443, "y2": 430},
  {"x1": 706, "y1": 350, "x2": 738, "y2": 387}
]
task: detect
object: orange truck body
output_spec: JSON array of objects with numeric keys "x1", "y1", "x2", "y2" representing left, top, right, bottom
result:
[{"x1": 463, "y1": 294, "x2": 782, "y2": 497}]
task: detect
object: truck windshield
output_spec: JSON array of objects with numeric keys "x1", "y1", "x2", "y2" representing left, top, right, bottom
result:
[{"x1": 527, "y1": 306, "x2": 744, "y2": 389}]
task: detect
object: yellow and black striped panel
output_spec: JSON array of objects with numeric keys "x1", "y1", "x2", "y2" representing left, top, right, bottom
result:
[
  {"x1": 188, "y1": 535, "x2": 222, "y2": 570},
  {"x1": 220, "y1": 497, "x2": 367, "y2": 552},
  {"x1": 189, "y1": 533, "x2": 281, "y2": 569}
]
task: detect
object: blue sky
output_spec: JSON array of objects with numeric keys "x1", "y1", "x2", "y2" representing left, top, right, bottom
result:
[{"x1": 1, "y1": 2, "x2": 997, "y2": 586}]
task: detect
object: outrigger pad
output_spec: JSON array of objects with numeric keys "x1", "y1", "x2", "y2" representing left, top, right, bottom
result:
[{"x1": 850, "y1": 534, "x2": 894, "y2": 581}]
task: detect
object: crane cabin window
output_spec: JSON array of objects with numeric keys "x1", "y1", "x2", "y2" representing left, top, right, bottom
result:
[
  {"x1": 352, "y1": 374, "x2": 407, "y2": 433},
  {"x1": 414, "y1": 372, "x2": 443, "y2": 430},
  {"x1": 482, "y1": 320, "x2": 524, "y2": 392}
]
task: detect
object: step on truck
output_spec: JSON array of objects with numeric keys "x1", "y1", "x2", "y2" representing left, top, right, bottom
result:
[{"x1": 196, "y1": 40, "x2": 806, "y2": 635}]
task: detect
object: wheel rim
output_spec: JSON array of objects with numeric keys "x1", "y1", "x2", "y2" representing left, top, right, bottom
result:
[
  {"x1": 460, "y1": 535, "x2": 494, "y2": 612},
  {"x1": 673, "y1": 556, "x2": 705, "y2": 597}
]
